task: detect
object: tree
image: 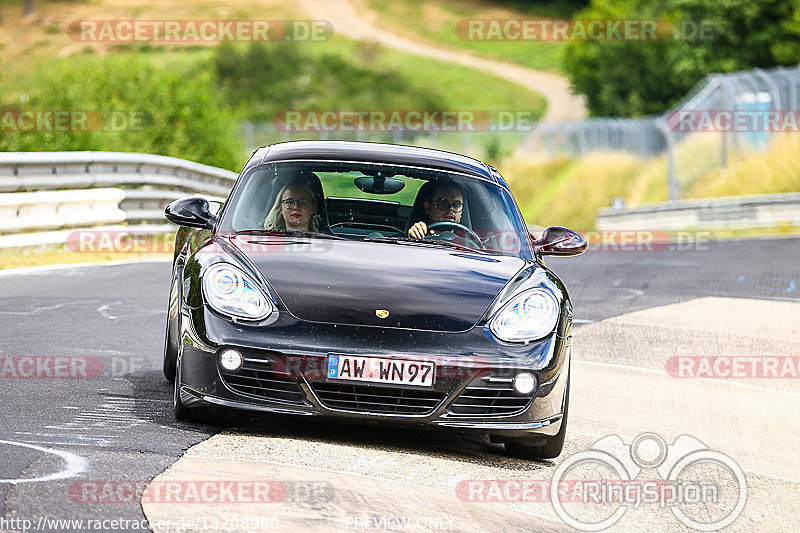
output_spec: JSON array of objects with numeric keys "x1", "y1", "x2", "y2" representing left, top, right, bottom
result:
[{"x1": 563, "y1": 0, "x2": 800, "y2": 117}]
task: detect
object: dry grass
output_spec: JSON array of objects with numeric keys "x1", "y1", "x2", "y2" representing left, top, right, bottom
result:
[
  {"x1": 502, "y1": 152, "x2": 647, "y2": 230},
  {"x1": 0, "y1": 246, "x2": 171, "y2": 270},
  {"x1": 502, "y1": 131, "x2": 800, "y2": 230},
  {"x1": 686, "y1": 134, "x2": 800, "y2": 198}
]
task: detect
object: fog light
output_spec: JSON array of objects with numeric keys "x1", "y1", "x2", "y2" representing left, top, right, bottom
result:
[
  {"x1": 513, "y1": 372, "x2": 536, "y2": 395},
  {"x1": 219, "y1": 349, "x2": 243, "y2": 371}
]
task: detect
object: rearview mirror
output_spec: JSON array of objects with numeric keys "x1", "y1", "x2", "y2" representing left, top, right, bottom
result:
[
  {"x1": 531, "y1": 226, "x2": 587, "y2": 256},
  {"x1": 165, "y1": 197, "x2": 216, "y2": 229},
  {"x1": 354, "y1": 174, "x2": 405, "y2": 194}
]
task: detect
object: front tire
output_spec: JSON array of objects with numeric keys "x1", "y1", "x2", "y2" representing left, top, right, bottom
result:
[
  {"x1": 506, "y1": 371, "x2": 570, "y2": 460},
  {"x1": 163, "y1": 275, "x2": 180, "y2": 382}
]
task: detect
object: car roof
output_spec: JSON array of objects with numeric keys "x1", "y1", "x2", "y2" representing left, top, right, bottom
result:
[{"x1": 246, "y1": 140, "x2": 505, "y2": 187}]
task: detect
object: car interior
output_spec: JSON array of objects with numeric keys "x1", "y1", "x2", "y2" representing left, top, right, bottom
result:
[{"x1": 228, "y1": 163, "x2": 523, "y2": 253}]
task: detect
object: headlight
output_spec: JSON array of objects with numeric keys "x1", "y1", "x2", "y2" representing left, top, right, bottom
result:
[
  {"x1": 202, "y1": 263, "x2": 272, "y2": 320},
  {"x1": 489, "y1": 288, "x2": 559, "y2": 343}
]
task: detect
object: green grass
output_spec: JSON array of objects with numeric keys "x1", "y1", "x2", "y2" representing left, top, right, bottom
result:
[
  {"x1": 362, "y1": 0, "x2": 568, "y2": 73},
  {"x1": 224, "y1": 35, "x2": 546, "y2": 159}
]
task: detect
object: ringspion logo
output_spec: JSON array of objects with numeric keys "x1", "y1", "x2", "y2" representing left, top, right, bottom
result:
[{"x1": 550, "y1": 433, "x2": 746, "y2": 531}]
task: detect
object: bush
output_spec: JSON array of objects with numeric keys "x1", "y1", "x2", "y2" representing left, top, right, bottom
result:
[{"x1": 0, "y1": 55, "x2": 243, "y2": 171}]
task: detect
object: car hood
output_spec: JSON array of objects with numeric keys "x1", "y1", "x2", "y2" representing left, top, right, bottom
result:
[{"x1": 228, "y1": 235, "x2": 527, "y2": 332}]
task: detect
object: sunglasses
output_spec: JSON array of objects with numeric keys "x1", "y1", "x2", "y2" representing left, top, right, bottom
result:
[{"x1": 432, "y1": 198, "x2": 463, "y2": 212}]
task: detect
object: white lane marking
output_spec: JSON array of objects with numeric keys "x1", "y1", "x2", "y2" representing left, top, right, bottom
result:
[
  {"x1": 573, "y1": 359, "x2": 800, "y2": 398},
  {"x1": 97, "y1": 302, "x2": 166, "y2": 321},
  {"x1": 171, "y1": 456, "x2": 556, "y2": 522},
  {"x1": 0, "y1": 300, "x2": 97, "y2": 316},
  {"x1": 572, "y1": 319, "x2": 593, "y2": 324},
  {"x1": 619, "y1": 288, "x2": 645, "y2": 300},
  {"x1": 0, "y1": 258, "x2": 170, "y2": 277},
  {"x1": 0, "y1": 440, "x2": 87, "y2": 484},
  {"x1": 97, "y1": 302, "x2": 121, "y2": 320}
]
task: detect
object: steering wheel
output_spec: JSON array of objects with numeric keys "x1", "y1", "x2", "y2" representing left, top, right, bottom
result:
[{"x1": 427, "y1": 222, "x2": 484, "y2": 249}]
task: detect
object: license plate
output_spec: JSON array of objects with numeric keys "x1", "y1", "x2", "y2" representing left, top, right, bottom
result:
[{"x1": 326, "y1": 355, "x2": 435, "y2": 388}]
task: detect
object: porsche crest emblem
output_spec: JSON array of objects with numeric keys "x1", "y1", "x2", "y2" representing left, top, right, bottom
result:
[{"x1": 375, "y1": 309, "x2": 389, "y2": 319}]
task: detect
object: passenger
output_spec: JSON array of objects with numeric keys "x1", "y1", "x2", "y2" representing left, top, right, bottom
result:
[
  {"x1": 264, "y1": 180, "x2": 321, "y2": 232},
  {"x1": 407, "y1": 181, "x2": 465, "y2": 239}
]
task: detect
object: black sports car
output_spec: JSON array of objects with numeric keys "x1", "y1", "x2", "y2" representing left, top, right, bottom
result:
[{"x1": 163, "y1": 141, "x2": 586, "y2": 459}]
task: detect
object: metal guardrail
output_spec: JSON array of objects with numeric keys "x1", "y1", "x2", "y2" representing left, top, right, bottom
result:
[
  {"x1": 0, "y1": 151, "x2": 237, "y2": 195},
  {"x1": 596, "y1": 192, "x2": 800, "y2": 231},
  {"x1": 0, "y1": 152, "x2": 236, "y2": 249}
]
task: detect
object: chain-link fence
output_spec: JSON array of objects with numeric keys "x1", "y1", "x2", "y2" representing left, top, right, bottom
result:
[{"x1": 531, "y1": 64, "x2": 800, "y2": 199}]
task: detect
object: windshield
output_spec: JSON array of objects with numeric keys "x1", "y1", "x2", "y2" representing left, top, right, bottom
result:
[{"x1": 219, "y1": 161, "x2": 531, "y2": 259}]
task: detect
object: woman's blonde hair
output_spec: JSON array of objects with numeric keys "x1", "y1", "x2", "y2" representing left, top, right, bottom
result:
[{"x1": 264, "y1": 180, "x2": 321, "y2": 232}]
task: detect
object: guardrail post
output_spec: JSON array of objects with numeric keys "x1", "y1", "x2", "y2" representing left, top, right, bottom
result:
[{"x1": 656, "y1": 118, "x2": 679, "y2": 201}]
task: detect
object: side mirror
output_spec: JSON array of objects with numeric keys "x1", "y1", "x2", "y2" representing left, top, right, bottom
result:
[
  {"x1": 531, "y1": 226, "x2": 587, "y2": 257},
  {"x1": 165, "y1": 197, "x2": 216, "y2": 229}
]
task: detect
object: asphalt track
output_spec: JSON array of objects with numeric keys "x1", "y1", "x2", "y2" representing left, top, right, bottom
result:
[{"x1": 1, "y1": 237, "x2": 798, "y2": 532}]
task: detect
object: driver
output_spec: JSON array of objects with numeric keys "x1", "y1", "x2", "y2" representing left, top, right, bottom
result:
[{"x1": 407, "y1": 181, "x2": 465, "y2": 240}]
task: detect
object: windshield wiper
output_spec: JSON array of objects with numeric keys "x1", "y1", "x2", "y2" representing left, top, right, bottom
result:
[
  {"x1": 362, "y1": 236, "x2": 478, "y2": 253},
  {"x1": 233, "y1": 229, "x2": 345, "y2": 240}
]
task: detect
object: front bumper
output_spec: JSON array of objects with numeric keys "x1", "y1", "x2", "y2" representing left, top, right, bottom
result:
[{"x1": 178, "y1": 306, "x2": 571, "y2": 439}]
